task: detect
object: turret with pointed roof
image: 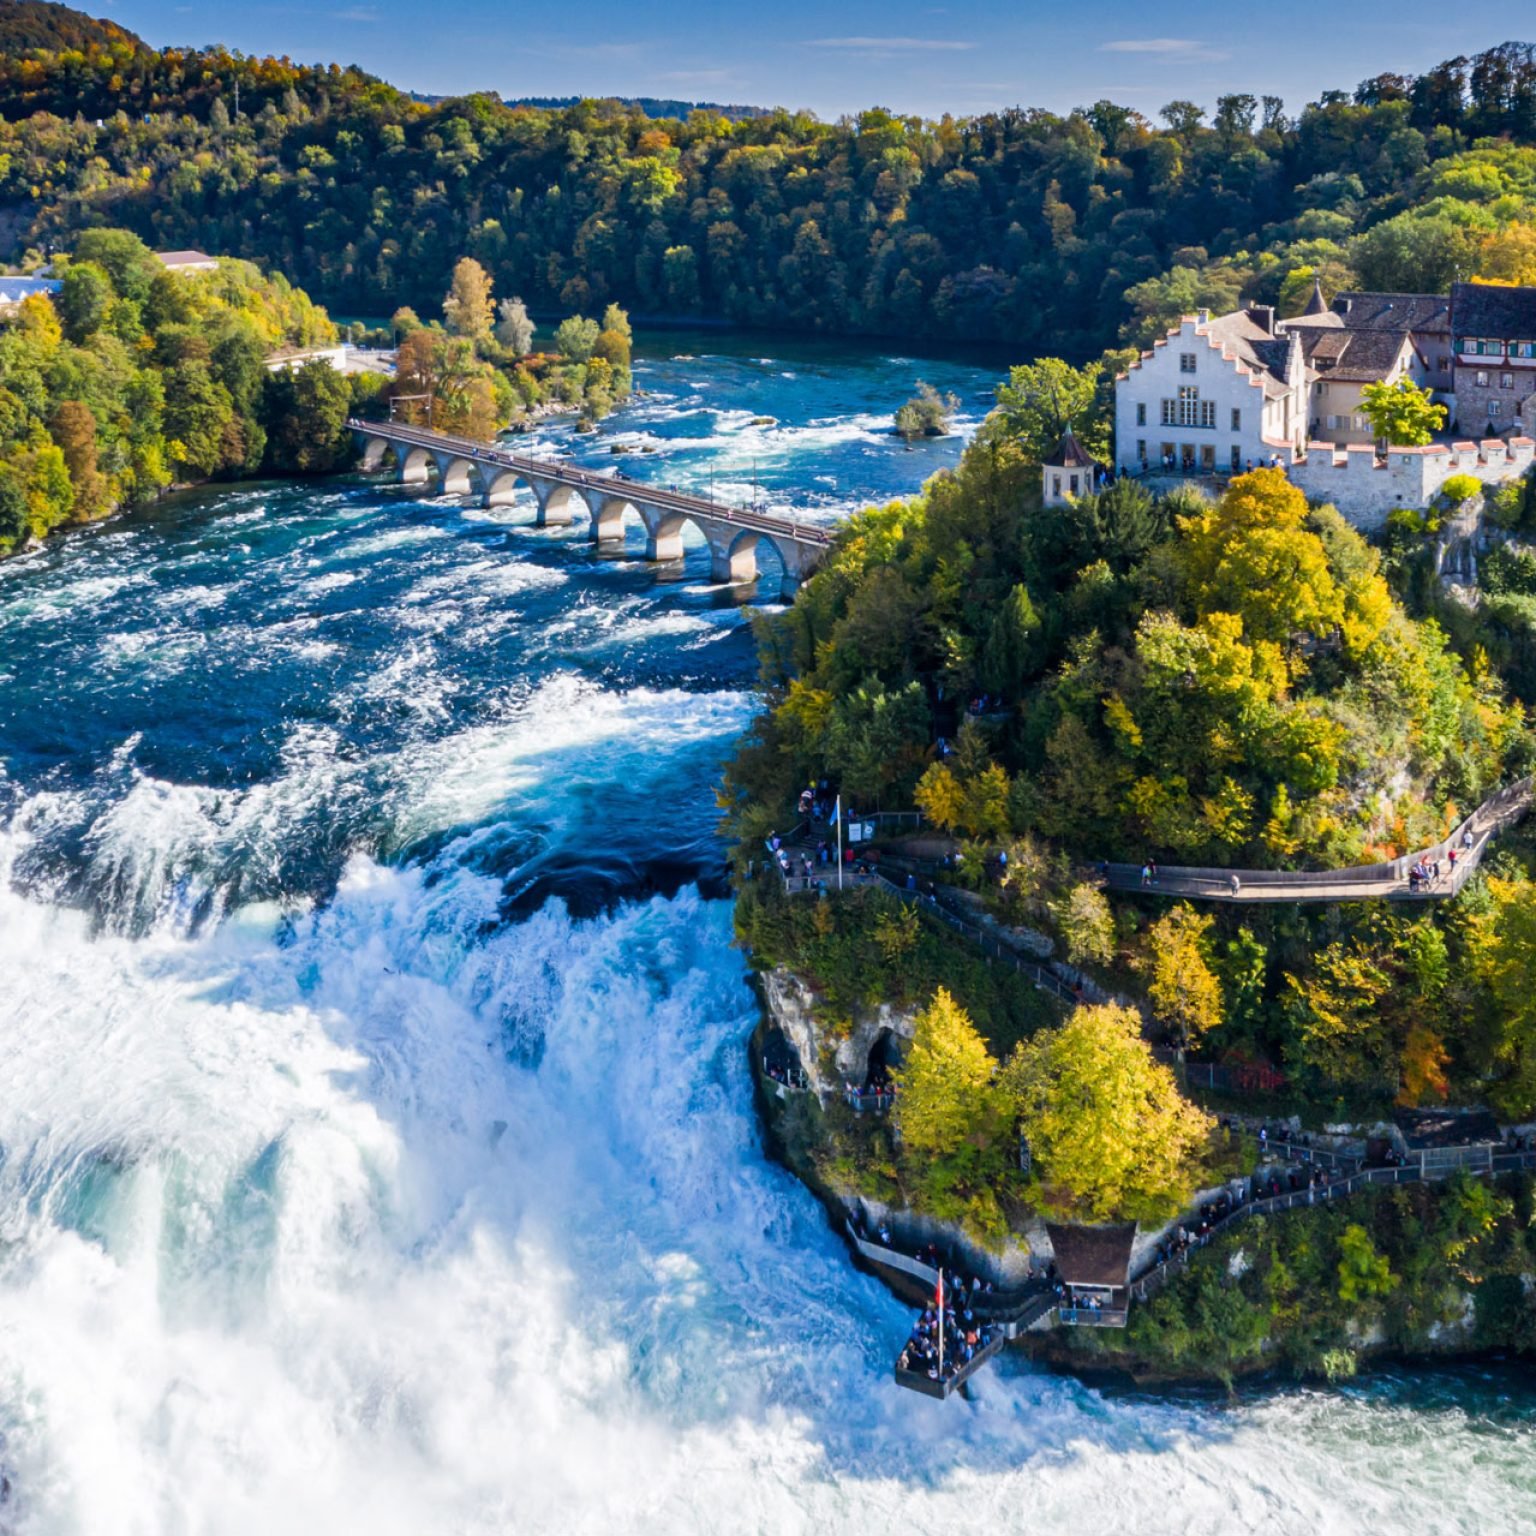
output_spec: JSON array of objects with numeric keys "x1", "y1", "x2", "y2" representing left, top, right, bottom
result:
[
  {"x1": 1303, "y1": 274, "x2": 1329, "y2": 317},
  {"x1": 1042, "y1": 424, "x2": 1099, "y2": 504}
]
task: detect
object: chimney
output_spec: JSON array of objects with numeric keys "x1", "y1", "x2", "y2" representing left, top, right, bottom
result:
[
  {"x1": 1196, "y1": 307, "x2": 1211, "y2": 325},
  {"x1": 1246, "y1": 304, "x2": 1276, "y2": 336}
]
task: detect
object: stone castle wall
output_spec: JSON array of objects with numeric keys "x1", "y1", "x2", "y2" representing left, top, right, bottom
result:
[{"x1": 1279, "y1": 436, "x2": 1535, "y2": 531}]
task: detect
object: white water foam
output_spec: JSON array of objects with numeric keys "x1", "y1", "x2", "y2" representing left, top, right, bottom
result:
[{"x1": 3, "y1": 844, "x2": 1535, "y2": 1536}]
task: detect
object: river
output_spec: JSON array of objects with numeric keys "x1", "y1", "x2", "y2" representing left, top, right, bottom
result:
[{"x1": 1, "y1": 330, "x2": 1534, "y2": 1535}]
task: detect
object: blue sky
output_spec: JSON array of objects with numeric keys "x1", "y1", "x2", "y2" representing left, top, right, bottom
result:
[{"x1": 102, "y1": 0, "x2": 1512, "y2": 119}]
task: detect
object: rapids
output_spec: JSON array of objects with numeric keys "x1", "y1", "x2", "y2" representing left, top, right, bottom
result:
[{"x1": 1, "y1": 332, "x2": 1534, "y2": 1535}]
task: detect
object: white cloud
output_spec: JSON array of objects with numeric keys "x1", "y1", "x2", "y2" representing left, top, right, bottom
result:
[
  {"x1": 807, "y1": 36, "x2": 975, "y2": 52},
  {"x1": 1099, "y1": 38, "x2": 1227, "y2": 61}
]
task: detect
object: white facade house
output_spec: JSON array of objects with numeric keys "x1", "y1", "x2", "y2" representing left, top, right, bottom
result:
[{"x1": 1114, "y1": 307, "x2": 1307, "y2": 479}]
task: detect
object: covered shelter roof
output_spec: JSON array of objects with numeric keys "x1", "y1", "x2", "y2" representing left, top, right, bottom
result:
[
  {"x1": 1046, "y1": 1222, "x2": 1136, "y2": 1290},
  {"x1": 1049, "y1": 426, "x2": 1096, "y2": 469},
  {"x1": 1392, "y1": 1107, "x2": 1501, "y2": 1150}
]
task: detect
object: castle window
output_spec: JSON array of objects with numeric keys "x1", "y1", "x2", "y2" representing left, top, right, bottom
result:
[
  {"x1": 1179, "y1": 352, "x2": 1197, "y2": 373},
  {"x1": 1477, "y1": 371, "x2": 1489, "y2": 388},
  {"x1": 1136, "y1": 402, "x2": 1146, "y2": 426},
  {"x1": 1162, "y1": 388, "x2": 1215, "y2": 429},
  {"x1": 1503, "y1": 373, "x2": 1515, "y2": 390},
  {"x1": 1231, "y1": 407, "x2": 1241, "y2": 431}
]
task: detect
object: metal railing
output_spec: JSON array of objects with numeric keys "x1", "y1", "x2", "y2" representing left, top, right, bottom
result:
[
  {"x1": 1056, "y1": 1306, "x2": 1130, "y2": 1328},
  {"x1": 895, "y1": 1332, "x2": 1007, "y2": 1399},
  {"x1": 844, "y1": 1087, "x2": 896, "y2": 1113},
  {"x1": 1129, "y1": 1157, "x2": 1536, "y2": 1303}
]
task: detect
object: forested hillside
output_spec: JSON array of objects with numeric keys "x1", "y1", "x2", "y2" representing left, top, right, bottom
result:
[
  {"x1": 1, "y1": 16, "x2": 1536, "y2": 348},
  {"x1": 0, "y1": 227, "x2": 369, "y2": 555},
  {"x1": 0, "y1": 0, "x2": 140, "y2": 54}
]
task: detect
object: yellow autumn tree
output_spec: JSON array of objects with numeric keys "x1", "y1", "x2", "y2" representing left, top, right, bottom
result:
[
  {"x1": 1476, "y1": 223, "x2": 1536, "y2": 287},
  {"x1": 893, "y1": 989, "x2": 1015, "y2": 1237},
  {"x1": 1179, "y1": 469, "x2": 1344, "y2": 647},
  {"x1": 914, "y1": 761, "x2": 966, "y2": 833},
  {"x1": 1147, "y1": 904, "x2": 1224, "y2": 1048},
  {"x1": 1002, "y1": 1003, "x2": 1212, "y2": 1221}
]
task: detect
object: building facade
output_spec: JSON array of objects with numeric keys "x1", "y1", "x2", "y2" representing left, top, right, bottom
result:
[
  {"x1": 1114, "y1": 307, "x2": 1306, "y2": 478},
  {"x1": 1450, "y1": 281, "x2": 1536, "y2": 436}
]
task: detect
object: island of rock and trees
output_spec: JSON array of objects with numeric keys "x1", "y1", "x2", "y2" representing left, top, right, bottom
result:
[{"x1": 9, "y1": 0, "x2": 1536, "y2": 1387}]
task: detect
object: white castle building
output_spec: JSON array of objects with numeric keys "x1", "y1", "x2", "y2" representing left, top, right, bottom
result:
[{"x1": 1113, "y1": 282, "x2": 1536, "y2": 529}]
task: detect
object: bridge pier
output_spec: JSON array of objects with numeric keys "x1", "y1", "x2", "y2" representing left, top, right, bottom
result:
[
  {"x1": 708, "y1": 528, "x2": 759, "y2": 585},
  {"x1": 398, "y1": 446, "x2": 432, "y2": 486},
  {"x1": 534, "y1": 482, "x2": 577, "y2": 527},
  {"x1": 777, "y1": 537, "x2": 817, "y2": 596},
  {"x1": 642, "y1": 509, "x2": 688, "y2": 562},
  {"x1": 360, "y1": 436, "x2": 391, "y2": 473},
  {"x1": 587, "y1": 494, "x2": 629, "y2": 543},
  {"x1": 438, "y1": 455, "x2": 476, "y2": 495},
  {"x1": 482, "y1": 468, "x2": 521, "y2": 508}
]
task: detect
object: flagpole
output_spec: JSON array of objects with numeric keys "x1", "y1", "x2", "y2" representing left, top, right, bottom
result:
[
  {"x1": 938, "y1": 1268, "x2": 944, "y2": 1381},
  {"x1": 835, "y1": 793, "x2": 843, "y2": 891}
]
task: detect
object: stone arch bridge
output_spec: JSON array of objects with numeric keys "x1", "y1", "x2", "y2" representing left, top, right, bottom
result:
[{"x1": 350, "y1": 419, "x2": 832, "y2": 594}]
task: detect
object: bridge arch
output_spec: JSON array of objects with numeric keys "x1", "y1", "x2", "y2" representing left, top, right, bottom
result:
[
  {"x1": 707, "y1": 525, "x2": 763, "y2": 585},
  {"x1": 359, "y1": 435, "x2": 395, "y2": 473},
  {"x1": 584, "y1": 491, "x2": 638, "y2": 544},
  {"x1": 481, "y1": 467, "x2": 527, "y2": 508},
  {"x1": 397, "y1": 445, "x2": 433, "y2": 486},
  {"x1": 638, "y1": 506, "x2": 701, "y2": 563},
  {"x1": 436, "y1": 454, "x2": 478, "y2": 496}
]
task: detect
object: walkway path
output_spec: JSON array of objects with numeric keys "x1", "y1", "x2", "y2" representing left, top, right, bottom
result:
[{"x1": 1100, "y1": 777, "x2": 1531, "y2": 904}]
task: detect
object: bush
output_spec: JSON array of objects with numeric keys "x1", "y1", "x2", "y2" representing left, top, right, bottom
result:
[{"x1": 1440, "y1": 473, "x2": 1482, "y2": 507}]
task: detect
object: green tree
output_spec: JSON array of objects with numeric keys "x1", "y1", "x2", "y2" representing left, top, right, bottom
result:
[
  {"x1": 893, "y1": 988, "x2": 1015, "y2": 1234},
  {"x1": 1360, "y1": 378, "x2": 1447, "y2": 446},
  {"x1": 1336, "y1": 1223, "x2": 1399, "y2": 1304},
  {"x1": 894, "y1": 381, "x2": 959, "y2": 439},
  {"x1": 1474, "y1": 877, "x2": 1536, "y2": 1117},
  {"x1": 554, "y1": 315, "x2": 600, "y2": 362},
  {"x1": 0, "y1": 465, "x2": 28, "y2": 549},
  {"x1": 163, "y1": 359, "x2": 236, "y2": 477},
  {"x1": 1054, "y1": 882, "x2": 1116, "y2": 968},
  {"x1": 1003, "y1": 1002, "x2": 1212, "y2": 1221},
  {"x1": 993, "y1": 357, "x2": 1106, "y2": 464},
  {"x1": 56, "y1": 260, "x2": 113, "y2": 343},
  {"x1": 263, "y1": 359, "x2": 354, "y2": 473}
]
